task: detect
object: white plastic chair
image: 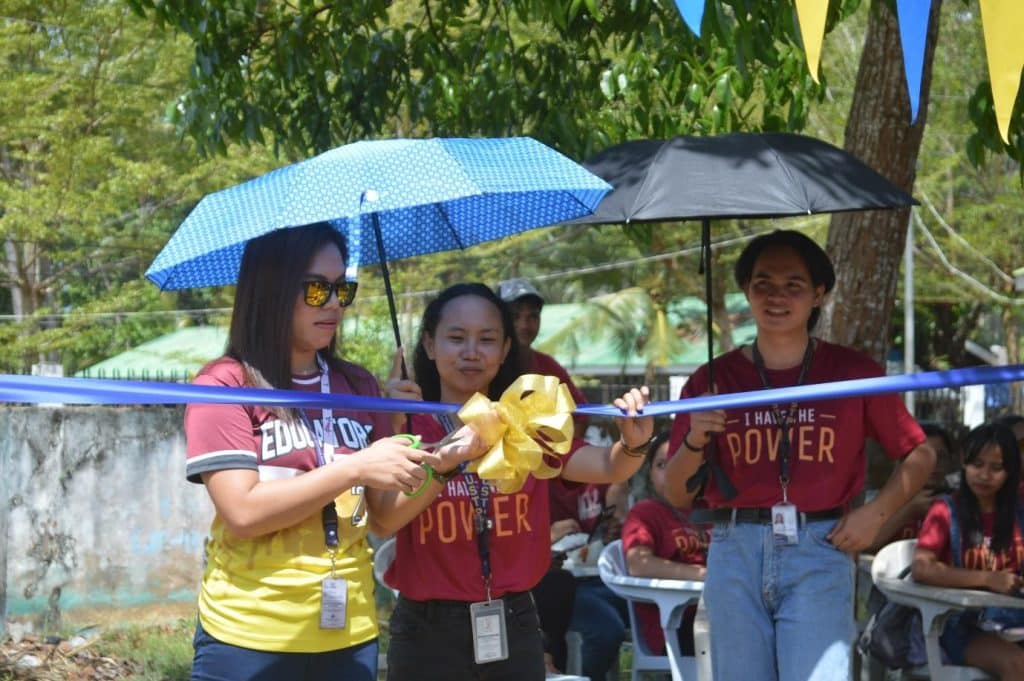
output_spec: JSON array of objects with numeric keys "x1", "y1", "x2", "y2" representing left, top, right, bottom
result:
[
  {"x1": 372, "y1": 536, "x2": 398, "y2": 596},
  {"x1": 597, "y1": 540, "x2": 708, "y2": 681},
  {"x1": 871, "y1": 539, "x2": 997, "y2": 681}
]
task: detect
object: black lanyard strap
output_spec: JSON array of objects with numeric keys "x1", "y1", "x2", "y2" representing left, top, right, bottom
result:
[
  {"x1": 464, "y1": 473, "x2": 494, "y2": 599},
  {"x1": 751, "y1": 339, "x2": 815, "y2": 487}
]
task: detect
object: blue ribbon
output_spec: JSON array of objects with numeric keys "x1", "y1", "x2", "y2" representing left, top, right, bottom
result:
[
  {"x1": 2, "y1": 364, "x2": 1023, "y2": 418},
  {"x1": 0, "y1": 374, "x2": 458, "y2": 414},
  {"x1": 575, "y1": 364, "x2": 1024, "y2": 417}
]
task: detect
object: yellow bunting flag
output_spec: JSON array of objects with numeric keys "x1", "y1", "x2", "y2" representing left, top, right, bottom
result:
[
  {"x1": 979, "y1": 0, "x2": 1024, "y2": 143},
  {"x1": 794, "y1": 0, "x2": 829, "y2": 84},
  {"x1": 457, "y1": 374, "x2": 577, "y2": 494}
]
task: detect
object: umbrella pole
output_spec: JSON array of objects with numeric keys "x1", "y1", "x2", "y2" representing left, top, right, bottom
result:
[
  {"x1": 702, "y1": 219, "x2": 714, "y2": 388},
  {"x1": 692, "y1": 218, "x2": 738, "y2": 500},
  {"x1": 373, "y1": 216, "x2": 409, "y2": 380}
]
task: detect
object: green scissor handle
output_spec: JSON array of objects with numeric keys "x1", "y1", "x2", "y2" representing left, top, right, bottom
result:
[{"x1": 395, "y1": 433, "x2": 434, "y2": 497}]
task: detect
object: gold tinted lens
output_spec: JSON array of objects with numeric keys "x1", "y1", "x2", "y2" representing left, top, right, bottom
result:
[
  {"x1": 303, "y1": 280, "x2": 331, "y2": 307},
  {"x1": 338, "y1": 281, "x2": 358, "y2": 307}
]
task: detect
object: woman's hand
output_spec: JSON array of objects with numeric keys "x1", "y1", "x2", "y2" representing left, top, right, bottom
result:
[
  {"x1": 352, "y1": 437, "x2": 442, "y2": 494},
  {"x1": 551, "y1": 518, "x2": 581, "y2": 542},
  {"x1": 686, "y1": 392, "x2": 726, "y2": 448},
  {"x1": 384, "y1": 348, "x2": 422, "y2": 434},
  {"x1": 384, "y1": 347, "x2": 422, "y2": 401},
  {"x1": 434, "y1": 423, "x2": 491, "y2": 473},
  {"x1": 985, "y1": 570, "x2": 1024, "y2": 595},
  {"x1": 614, "y1": 386, "x2": 653, "y2": 449}
]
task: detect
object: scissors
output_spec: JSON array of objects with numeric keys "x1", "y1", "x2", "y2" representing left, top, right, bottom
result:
[{"x1": 394, "y1": 432, "x2": 461, "y2": 498}]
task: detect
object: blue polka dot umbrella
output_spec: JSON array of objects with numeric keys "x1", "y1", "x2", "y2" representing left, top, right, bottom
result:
[{"x1": 146, "y1": 137, "x2": 611, "y2": 349}]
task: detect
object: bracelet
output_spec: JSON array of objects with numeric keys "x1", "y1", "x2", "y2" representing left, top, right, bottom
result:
[
  {"x1": 682, "y1": 432, "x2": 704, "y2": 453},
  {"x1": 619, "y1": 434, "x2": 654, "y2": 457},
  {"x1": 434, "y1": 462, "x2": 468, "y2": 485}
]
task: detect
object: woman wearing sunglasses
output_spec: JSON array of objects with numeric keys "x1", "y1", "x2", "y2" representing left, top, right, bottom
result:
[{"x1": 183, "y1": 223, "x2": 485, "y2": 681}]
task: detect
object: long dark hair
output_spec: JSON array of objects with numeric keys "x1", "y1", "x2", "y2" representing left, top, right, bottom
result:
[
  {"x1": 957, "y1": 423, "x2": 1021, "y2": 554},
  {"x1": 734, "y1": 230, "x2": 835, "y2": 330},
  {"x1": 632, "y1": 430, "x2": 672, "y2": 502},
  {"x1": 412, "y1": 283, "x2": 521, "y2": 402},
  {"x1": 227, "y1": 222, "x2": 350, "y2": 391}
]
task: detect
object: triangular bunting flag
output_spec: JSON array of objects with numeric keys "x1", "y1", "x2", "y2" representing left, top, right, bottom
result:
[
  {"x1": 896, "y1": 0, "x2": 932, "y2": 124},
  {"x1": 794, "y1": 0, "x2": 829, "y2": 84},
  {"x1": 979, "y1": 0, "x2": 1024, "y2": 142},
  {"x1": 673, "y1": 0, "x2": 706, "y2": 37}
]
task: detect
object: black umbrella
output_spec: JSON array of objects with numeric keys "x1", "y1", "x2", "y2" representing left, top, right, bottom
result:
[{"x1": 571, "y1": 132, "x2": 917, "y2": 497}]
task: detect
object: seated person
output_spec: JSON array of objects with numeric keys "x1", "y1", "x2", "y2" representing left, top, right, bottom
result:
[
  {"x1": 544, "y1": 476, "x2": 628, "y2": 680},
  {"x1": 622, "y1": 431, "x2": 710, "y2": 656},
  {"x1": 912, "y1": 422, "x2": 1024, "y2": 679},
  {"x1": 994, "y1": 414, "x2": 1024, "y2": 502},
  {"x1": 868, "y1": 421, "x2": 960, "y2": 553}
]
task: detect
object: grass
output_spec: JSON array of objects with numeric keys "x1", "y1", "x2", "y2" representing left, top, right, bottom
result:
[{"x1": 93, "y1": 618, "x2": 193, "y2": 681}]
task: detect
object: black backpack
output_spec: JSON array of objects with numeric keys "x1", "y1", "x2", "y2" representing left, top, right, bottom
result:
[{"x1": 857, "y1": 565, "x2": 926, "y2": 670}]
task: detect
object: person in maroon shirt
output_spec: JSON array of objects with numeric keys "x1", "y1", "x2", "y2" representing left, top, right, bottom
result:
[
  {"x1": 663, "y1": 230, "x2": 935, "y2": 680},
  {"x1": 370, "y1": 283, "x2": 653, "y2": 681},
  {"x1": 868, "y1": 422, "x2": 960, "y2": 553},
  {"x1": 622, "y1": 431, "x2": 709, "y2": 656},
  {"x1": 496, "y1": 277, "x2": 587, "y2": 411},
  {"x1": 914, "y1": 422, "x2": 1024, "y2": 677}
]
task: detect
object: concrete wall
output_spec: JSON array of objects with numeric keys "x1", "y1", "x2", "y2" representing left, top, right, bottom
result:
[{"x1": 0, "y1": 406, "x2": 213, "y2": 633}]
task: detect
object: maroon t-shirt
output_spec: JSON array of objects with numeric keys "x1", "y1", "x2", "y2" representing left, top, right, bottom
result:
[
  {"x1": 917, "y1": 496, "x2": 1024, "y2": 571},
  {"x1": 668, "y1": 340, "x2": 925, "y2": 510},
  {"x1": 549, "y1": 479, "x2": 609, "y2": 533},
  {"x1": 622, "y1": 500, "x2": 710, "y2": 654},
  {"x1": 185, "y1": 356, "x2": 392, "y2": 483},
  {"x1": 386, "y1": 413, "x2": 580, "y2": 601}
]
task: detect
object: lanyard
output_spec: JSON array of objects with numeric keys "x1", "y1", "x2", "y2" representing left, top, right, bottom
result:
[
  {"x1": 297, "y1": 355, "x2": 340, "y2": 560},
  {"x1": 751, "y1": 339, "x2": 815, "y2": 499},
  {"x1": 438, "y1": 412, "x2": 494, "y2": 600},
  {"x1": 464, "y1": 472, "x2": 494, "y2": 600}
]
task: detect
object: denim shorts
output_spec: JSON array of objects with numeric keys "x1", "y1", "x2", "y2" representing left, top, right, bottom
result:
[
  {"x1": 940, "y1": 607, "x2": 1024, "y2": 664},
  {"x1": 191, "y1": 619, "x2": 377, "y2": 681}
]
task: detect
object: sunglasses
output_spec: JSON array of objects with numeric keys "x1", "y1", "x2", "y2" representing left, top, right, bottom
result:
[{"x1": 301, "y1": 279, "x2": 358, "y2": 308}]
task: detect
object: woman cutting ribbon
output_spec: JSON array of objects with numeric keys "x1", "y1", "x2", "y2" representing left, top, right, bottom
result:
[
  {"x1": 183, "y1": 224, "x2": 480, "y2": 681},
  {"x1": 663, "y1": 230, "x2": 936, "y2": 680},
  {"x1": 370, "y1": 282, "x2": 653, "y2": 681}
]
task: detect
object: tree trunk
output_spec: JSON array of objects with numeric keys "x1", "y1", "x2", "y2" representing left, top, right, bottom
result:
[
  {"x1": 819, "y1": 0, "x2": 943, "y2": 365},
  {"x1": 1004, "y1": 304, "x2": 1023, "y2": 415}
]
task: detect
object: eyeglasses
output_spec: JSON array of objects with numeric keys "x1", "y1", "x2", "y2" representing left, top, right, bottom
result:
[{"x1": 301, "y1": 279, "x2": 358, "y2": 308}]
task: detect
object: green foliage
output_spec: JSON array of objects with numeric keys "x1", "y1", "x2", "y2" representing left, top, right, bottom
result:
[
  {"x1": 0, "y1": 1, "x2": 279, "y2": 372},
  {"x1": 127, "y1": 0, "x2": 859, "y2": 159}
]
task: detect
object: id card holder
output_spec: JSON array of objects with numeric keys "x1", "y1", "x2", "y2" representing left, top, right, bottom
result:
[
  {"x1": 470, "y1": 599, "x2": 508, "y2": 664},
  {"x1": 320, "y1": 578, "x2": 348, "y2": 629},
  {"x1": 771, "y1": 502, "x2": 799, "y2": 545}
]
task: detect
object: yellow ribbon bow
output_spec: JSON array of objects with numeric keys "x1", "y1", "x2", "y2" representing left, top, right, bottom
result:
[{"x1": 458, "y1": 374, "x2": 577, "y2": 494}]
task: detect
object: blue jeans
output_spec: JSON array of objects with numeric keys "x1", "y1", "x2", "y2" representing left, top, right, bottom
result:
[
  {"x1": 705, "y1": 519, "x2": 854, "y2": 681},
  {"x1": 191, "y1": 620, "x2": 378, "y2": 681},
  {"x1": 569, "y1": 578, "x2": 627, "y2": 681}
]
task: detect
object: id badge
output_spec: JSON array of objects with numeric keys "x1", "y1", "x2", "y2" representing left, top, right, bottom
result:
[
  {"x1": 320, "y1": 578, "x2": 348, "y2": 629},
  {"x1": 470, "y1": 599, "x2": 508, "y2": 664},
  {"x1": 771, "y1": 502, "x2": 799, "y2": 545}
]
